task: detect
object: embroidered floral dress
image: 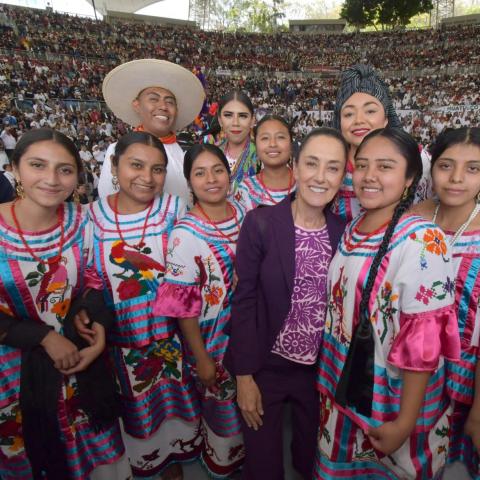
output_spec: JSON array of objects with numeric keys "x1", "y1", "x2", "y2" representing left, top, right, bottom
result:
[
  {"x1": 218, "y1": 139, "x2": 259, "y2": 196},
  {"x1": 234, "y1": 174, "x2": 295, "y2": 212},
  {"x1": 444, "y1": 229, "x2": 480, "y2": 479},
  {"x1": 315, "y1": 214, "x2": 460, "y2": 479},
  {"x1": 153, "y1": 202, "x2": 246, "y2": 478},
  {"x1": 89, "y1": 194, "x2": 200, "y2": 478},
  {"x1": 331, "y1": 149, "x2": 432, "y2": 222},
  {"x1": 0, "y1": 203, "x2": 130, "y2": 480}
]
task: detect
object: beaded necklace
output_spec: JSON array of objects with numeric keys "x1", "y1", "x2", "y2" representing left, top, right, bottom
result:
[
  {"x1": 11, "y1": 199, "x2": 65, "y2": 265},
  {"x1": 195, "y1": 202, "x2": 240, "y2": 243},
  {"x1": 344, "y1": 215, "x2": 390, "y2": 252},
  {"x1": 111, "y1": 193, "x2": 154, "y2": 250},
  {"x1": 432, "y1": 202, "x2": 480, "y2": 246},
  {"x1": 257, "y1": 168, "x2": 294, "y2": 205}
]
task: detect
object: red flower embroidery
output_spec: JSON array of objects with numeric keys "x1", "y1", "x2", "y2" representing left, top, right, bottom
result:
[{"x1": 117, "y1": 278, "x2": 142, "y2": 300}]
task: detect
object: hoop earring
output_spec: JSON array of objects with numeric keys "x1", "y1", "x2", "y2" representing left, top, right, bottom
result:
[
  {"x1": 112, "y1": 175, "x2": 119, "y2": 190},
  {"x1": 15, "y1": 181, "x2": 25, "y2": 199},
  {"x1": 476, "y1": 191, "x2": 480, "y2": 204}
]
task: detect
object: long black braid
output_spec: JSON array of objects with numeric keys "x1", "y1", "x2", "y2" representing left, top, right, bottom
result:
[{"x1": 335, "y1": 127, "x2": 423, "y2": 417}]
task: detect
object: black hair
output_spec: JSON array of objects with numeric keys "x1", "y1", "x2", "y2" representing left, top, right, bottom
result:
[
  {"x1": 112, "y1": 131, "x2": 167, "y2": 167},
  {"x1": 183, "y1": 144, "x2": 230, "y2": 204},
  {"x1": 296, "y1": 127, "x2": 349, "y2": 164},
  {"x1": 11, "y1": 128, "x2": 82, "y2": 173},
  {"x1": 254, "y1": 114, "x2": 293, "y2": 142},
  {"x1": 430, "y1": 127, "x2": 480, "y2": 170},
  {"x1": 335, "y1": 127, "x2": 423, "y2": 415},
  {"x1": 217, "y1": 90, "x2": 254, "y2": 116},
  {"x1": 355, "y1": 127, "x2": 423, "y2": 329}
]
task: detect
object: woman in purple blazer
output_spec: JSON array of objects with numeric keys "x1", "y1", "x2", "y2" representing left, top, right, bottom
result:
[{"x1": 225, "y1": 127, "x2": 348, "y2": 480}]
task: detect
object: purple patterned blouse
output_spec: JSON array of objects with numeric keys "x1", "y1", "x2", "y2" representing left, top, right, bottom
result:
[{"x1": 271, "y1": 224, "x2": 331, "y2": 364}]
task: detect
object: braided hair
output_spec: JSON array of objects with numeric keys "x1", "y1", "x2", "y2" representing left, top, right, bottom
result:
[{"x1": 335, "y1": 127, "x2": 423, "y2": 416}]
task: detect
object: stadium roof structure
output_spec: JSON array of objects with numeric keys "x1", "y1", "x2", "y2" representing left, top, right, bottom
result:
[{"x1": 84, "y1": 0, "x2": 162, "y2": 15}]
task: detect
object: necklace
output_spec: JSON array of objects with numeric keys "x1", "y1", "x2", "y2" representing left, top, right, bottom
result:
[
  {"x1": 112, "y1": 193, "x2": 154, "y2": 250},
  {"x1": 257, "y1": 168, "x2": 294, "y2": 205},
  {"x1": 11, "y1": 199, "x2": 65, "y2": 265},
  {"x1": 344, "y1": 215, "x2": 390, "y2": 252},
  {"x1": 195, "y1": 202, "x2": 240, "y2": 243},
  {"x1": 432, "y1": 202, "x2": 480, "y2": 246},
  {"x1": 224, "y1": 138, "x2": 250, "y2": 183}
]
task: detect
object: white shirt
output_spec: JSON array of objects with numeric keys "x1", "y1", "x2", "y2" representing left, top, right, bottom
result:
[
  {"x1": 0, "y1": 130, "x2": 16, "y2": 150},
  {"x1": 98, "y1": 141, "x2": 190, "y2": 205}
]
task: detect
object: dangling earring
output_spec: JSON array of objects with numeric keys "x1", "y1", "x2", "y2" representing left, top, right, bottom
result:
[
  {"x1": 73, "y1": 189, "x2": 80, "y2": 203},
  {"x1": 476, "y1": 191, "x2": 480, "y2": 204},
  {"x1": 15, "y1": 181, "x2": 25, "y2": 199},
  {"x1": 112, "y1": 175, "x2": 119, "y2": 190},
  {"x1": 402, "y1": 187, "x2": 409, "y2": 200}
]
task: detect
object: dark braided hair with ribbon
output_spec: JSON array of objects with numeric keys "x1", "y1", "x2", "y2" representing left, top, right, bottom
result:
[{"x1": 335, "y1": 127, "x2": 423, "y2": 416}]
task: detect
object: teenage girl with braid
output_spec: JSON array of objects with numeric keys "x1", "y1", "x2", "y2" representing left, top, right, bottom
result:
[
  {"x1": 314, "y1": 127, "x2": 460, "y2": 479},
  {"x1": 413, "y1": 127, "x2": 480, "y2": 479}
]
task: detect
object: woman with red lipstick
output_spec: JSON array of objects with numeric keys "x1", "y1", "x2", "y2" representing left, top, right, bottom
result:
[
  {"x1": 315, "y1": 127, "x2": 460, "y2": 479},
  {"x1": 216, "y1": 90, "x2": 259, "y2": 196},
  {"x1": 331, "y1": 64, "x2": 432, "y2": 221},
  {"x1": 236, "y1": 114, "x2": 295, "y2": 211},
  {"x1": 413, "y1": 127, "x2": 480, "y2": 479}
]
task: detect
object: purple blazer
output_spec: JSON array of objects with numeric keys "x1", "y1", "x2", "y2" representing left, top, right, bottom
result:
[{"x1": 224, "y1": 194, "x2": 347, "y2": 376}]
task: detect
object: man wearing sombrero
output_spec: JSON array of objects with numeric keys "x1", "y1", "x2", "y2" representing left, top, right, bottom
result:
[{"x1": 98, "y1": 59, "x2": 205, "y2": 201}]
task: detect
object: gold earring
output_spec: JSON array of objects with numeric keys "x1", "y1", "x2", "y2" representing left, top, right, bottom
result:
[
  {"x1": 73, "y1": 189, "x2": 80, "y2": 203},
  {"x1": 15, "y1": 181, "x2": 25, "y2": 199},
  {"x1": 402, "y1": 187, "x2": 409, "y2": 200},
  {"x1": 112, "y1": 175, "x2": 119, "y2": 189}
]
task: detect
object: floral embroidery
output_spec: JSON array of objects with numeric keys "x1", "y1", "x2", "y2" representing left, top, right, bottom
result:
[
  {"x1": 373, "y1": 281, "x2": 399, "y2": 344},
  {"x1": 195, "y1": 255, "x2": 223, "y2": 317},
  {"x1": 424, "y1": 229, "x2": 448, "y2": 256},
  {"x1": 204, "y1": 285, "x2": 223, "y2": 307},
  {"x1": 0, "y1": 405, "x2": 23, "y2": 454},
  {"x1": 195, "y1": 362, "x2": 235, "y2": 401},
  {"x1": 415, "y1": 277, "x2": 453, "y2": 305},
  {"x1": 410, "y1": 228, "x2": 450, "y2": 270},
  {"x1": 110, "y1": 240, "x2": 164, "y2": 301},
  {"x1": 125, "y1": 337, "x2": 182, "y2": 394},
  {"x1": 327, "y1": 266, "x2": 350, "y2": 345}
]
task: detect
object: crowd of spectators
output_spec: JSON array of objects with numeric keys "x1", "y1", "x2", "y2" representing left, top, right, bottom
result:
[
  {"x1": 1, "y1": 4, "x2": 479, "y2": 71},
  {"x1": 0, "y1": 3, "x2": 478, "y2": 153}
]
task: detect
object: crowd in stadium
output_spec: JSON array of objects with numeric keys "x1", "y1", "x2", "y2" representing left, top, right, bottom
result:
[{"x1": 0, "y1": 3, "x2": 478, "y2": 156}]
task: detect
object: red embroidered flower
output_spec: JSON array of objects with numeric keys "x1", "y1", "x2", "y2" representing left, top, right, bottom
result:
[
  {"x1": 117, "y1": 278, "x2": 142, "y2": 300},
  {"x1": 415, "y1": 285, "x2": 434, "y2": 305}
]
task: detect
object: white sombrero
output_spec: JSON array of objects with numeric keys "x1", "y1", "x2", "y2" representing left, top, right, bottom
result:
[{"x1": 102, "y1": 59, "x2": 205, "y2": 131}]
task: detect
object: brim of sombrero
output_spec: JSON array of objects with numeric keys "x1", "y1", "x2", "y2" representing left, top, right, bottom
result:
[{"x1": 102, "y1": 59, "x2": 205, "y2": 131}]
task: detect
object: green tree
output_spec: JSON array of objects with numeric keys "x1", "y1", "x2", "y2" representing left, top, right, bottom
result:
[
  {"x1": 340, "y1": 0, "x2": 434, "y2": 29},
  {"x1": 340, "y1": 0, "x2": 378, "y2": 29}
]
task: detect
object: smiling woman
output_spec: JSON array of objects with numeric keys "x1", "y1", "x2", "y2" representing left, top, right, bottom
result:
[
  {"x1": 223, "y1": 127, "x2": 348, "y2": 480},
  {"x1": 84, "y1": 131, "x2": 197, "y2": 479},
  {"x1": 153, "y1": 144, "x2": 247, "y2": 477},
  {"x1": 0, "y1": 128, "x2": 131, "y2": 479}
]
